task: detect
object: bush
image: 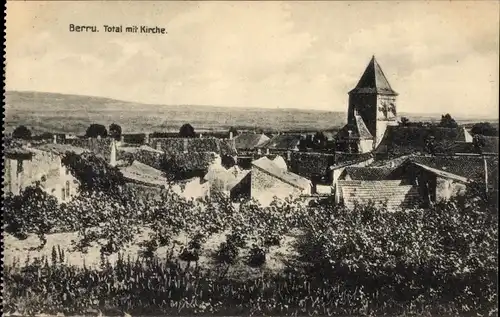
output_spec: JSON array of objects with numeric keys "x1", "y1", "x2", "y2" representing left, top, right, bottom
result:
[
  {"x1": 179, "y1": 123, "x2": 196, "y2": 138},
  {"x1": 12, "y1": 125, "x2": 32, "y2": 140},
  {"x1": 85, "y1": 124, "x2": 108, "y2": 138},
  {"x1": 471, "y1": 122, "x2": 498, "y2": 137},
  {"x1": 109, "y1": 123, "x2": 122, "y2": 140},
  {"x1": 62, "y1": 152, "x2": 125, "y2": 193}
]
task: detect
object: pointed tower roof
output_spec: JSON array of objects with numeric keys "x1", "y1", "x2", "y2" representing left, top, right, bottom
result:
[{"x1": 349, "y1": 56, "x2": 398, "y2": 96}]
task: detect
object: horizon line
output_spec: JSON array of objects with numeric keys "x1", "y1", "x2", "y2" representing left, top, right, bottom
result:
[{"x1": 5, "y1": 89, "x2": 499, "y2": 119}]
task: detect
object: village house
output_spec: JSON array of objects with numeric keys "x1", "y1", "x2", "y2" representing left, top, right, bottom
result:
[
  {"x1": 3, "y1": 143, "x2": 86, "y2": 202},
  {"x1": 250, "y1": 156, "x2": 312, "y2": 206},
  {"x1": 203, "y1": 164, "x2": 251, "y2": 201}
]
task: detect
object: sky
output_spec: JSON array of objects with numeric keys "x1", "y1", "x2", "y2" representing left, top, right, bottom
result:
[{"x1": 5, "y1": 1, "x2": 499, "y2": 117}]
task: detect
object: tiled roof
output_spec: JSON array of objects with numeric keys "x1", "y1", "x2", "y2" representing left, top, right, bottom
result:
[
  {"x1": 336, "y1": 115, "x2": 373, "y2": 140},
  {"x1": 375, "y1": 125, "x2": 468, "y2": 156},
  {"x1": 257, "y1": 134, "x2": 302, "y2": 150},
  {"x1": 64, "y1": 138, "x2": 115, "y2": 162},
  {"x1": 341, "y1": 166, "x2": 394, "y2": 180},
  {"x1": 445, "y1": 137, "x2": 499, "y2": 155},
  {"x1": 151, "y1": 137, "x2": 237, "y2": 156},
  {"x1": 337, "y1": 180, "x2": 421, "y2": 210},
  {"x1": 34, "y1": 143, "x2": 88, "y2": 156},
  {"x1": 289, "y1": 152, "x2": 335, "y2": 180},
  {"x1": 332, "y1": 152, "x2": 374, "y2": 168},
  {"x1": 233, "y1": 133, "x2": 270, "y2": 150},
  {"x1": 252, "y1": 156, "x2": 311, "y2": 190},
  {"x1": 412, "y1": 163, "x2": 469, "y2": 183},
  {"x1": 407, "y1": 155, "x2": 498, "y2": 186},
  {"x1": 349, "y1": 56, "x2": 398, "y2": 96},
  {"x1": 119, "y1": 160, "x2": 168, "y2": 187}
]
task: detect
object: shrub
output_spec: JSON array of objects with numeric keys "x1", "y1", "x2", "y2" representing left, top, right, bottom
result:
[
  {"x1": 12, "y1": 125, "x2": 32, "y2": 140},
  {"x1": 85, "y1": 123, "x2": 108, "y2": 138},
  {"x1": 108, "y1": 123, "x2": 122, "y2": 140},
  {"x1": 179, "y1": 123, "x2": 196, "y2": 138}
]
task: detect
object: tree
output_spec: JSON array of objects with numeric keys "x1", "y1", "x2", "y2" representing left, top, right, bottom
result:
[
  {"x1": 471, "y1": 122, "x2": 498, "y2": 137},
  {"x1": 62, "y1": 152, "x2": 125, "y2": 193},
  {"x1": 228, "y1": 127, "x2": 239, "y2": 138},
  {"x1": 12, "y1": 125, "x2": 32, "y2": 140},
  {"x1": 85, "y1": 124, "x2": 108, "y2": 138},
  {"x1": 179, "y1": 123, "x2": 196, "y2": 138},
  {"x1": 400, "y1": 117, "x2": 410, "y2": 126},
  {"x1": 439, "y1": 113, "x2": 459, "y2": 128},
  {"x1": 109, "y1": 123, "x2": 122, "y2": 140},
  {"x1": 425, "y1": 136, "x2": 436, "y2": 155},
  {"x1": 3, "y1": 185, "x2": 60, "y2": 248},
  {"x1": 473, "y1": 135, "x2": 486, "y2": 154},
  {"x1": 313, "y1": 131, "x2": 328, "y2": 149}
]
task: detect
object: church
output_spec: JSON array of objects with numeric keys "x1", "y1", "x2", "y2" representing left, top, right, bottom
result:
[{"x1": 335, "y1": 56, "x2": 399, "y2": 153}]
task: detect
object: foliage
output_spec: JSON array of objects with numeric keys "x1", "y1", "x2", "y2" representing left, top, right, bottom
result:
[
  {"x1": 12, "y1": 125, "x2": 32, "y2": 140},
  {"x1": 471, "y1": 122, "x2": 498, "y2": 137},
  {"x1": 228, "y1": 126, "x2": 239, "y2": 137},
  {"x1": 439, "y1": 113, "x2": 459, "y2": 128},
  {"x1": 85, "y1": 123, "x2": 108, "y2": 138},
  {"x1": 179, "y1": 123, "x2": 196, "y2": 138},
  {"x1": 4, "y1": 177, "x2": 498, "y2": 316},
  {"x1": 399, "y1": 116, "x2": 410, "y2": 126},
  {"x1": 62, "y1": 152, "x2": 125, "y2": 193},
  {"x1": 473, "y1": 134, "x2": 487, "y2": 154},
  {"x1": 3, "y1": 186, "x2": 61, "y2": 248},
  {"x1": 108, "y1": 123, "x2": 122, "y2": 140}
]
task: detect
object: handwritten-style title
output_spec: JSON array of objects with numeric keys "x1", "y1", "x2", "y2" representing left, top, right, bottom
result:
[{"x1": 69, "y1": 24, "x2": 167, "y2": 34}]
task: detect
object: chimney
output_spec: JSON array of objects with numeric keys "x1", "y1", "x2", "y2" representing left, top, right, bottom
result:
[
  {"x1": 120, "y1": 135, "x2": 125, "y2": 143},
  {"x1": 110, "y1": 139, "x2": 117, "y2": 167},
  {"x1": 199, "y1": 133, "x2": 203, "y2": 139},
  {"x1": 266, "y1": 148, "x2": 270, "y2": 155},
  {"x1": 144, "y1": 133, "x2": 150, "y2": 145},
  {"x1": 229, "y1": 131, "x2": 233, "y2": 140},
  {"x1": 287, "y1": 150, "x2": 291, "y2": 161},
  {"x1": 156, "y1": 142, "x2": 162, "y2": 151},
  {"x1": 53, "y1": 135, "x2": 57, "y2": 144},
  {"x1": 183, "y1": 139, "x2": 188, "y2": 153}
]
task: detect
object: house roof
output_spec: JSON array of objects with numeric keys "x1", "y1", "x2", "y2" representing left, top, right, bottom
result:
[
  {"x1": 233, "y1": 133, "x2": 270, "y2": 150},
  {"x1": 336, "y1": 115, "x2": 373, "y2": 140},
  {"x1": 204, "y1": 164, "x2": 250, "y2": 191},
  {"x1": 151, "y1": 137, "x2": 237, "y2": 156},
  {"x1": 337, "y1": 180, "x2": 421, "y2": 210},
  {"x1": 289, "y1": 152, "x2": 336, "y2": 180},
  {"x1": 349, "y1": 56, "x2": 398, "y2": 96},
  {"x1": 341, "y1": 166, "x2": 394, "y2": 181},
  {"x1": 34, "y1": 143, "x2": 89, "y2": 156},
  {"x1": 252, "y1": 156, "x2": 311, "y2": 190},
  {"x1": 406, "y1": 155, "x2": 498, "y2": 186},
  {"x1": 374, "y1": 125, "x2": 468, "y2": 156},
  {"x1": 119, "y1": 160, "x2": 168, "y2": 187},
  {"x1": 257, "y1": 134, "x2": 302, "y2": 150},
  {"x1": 445, "y1": 137, "x2": 499, "y2": 155},
  {"x1": 272, "y1": 155, "x2": 288, "y2": 170},
  {"x1": 412, "y1": 163, "x2": 469, "y2": 183}
]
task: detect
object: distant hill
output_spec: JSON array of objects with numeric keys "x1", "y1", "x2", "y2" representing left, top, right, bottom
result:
[{"x1": 4, "y1": 91, "x2": 497, "y2": 134}]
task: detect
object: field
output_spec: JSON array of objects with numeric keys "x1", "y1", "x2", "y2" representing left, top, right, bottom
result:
[{"x1": 6, "y1": 90, "x2": 496, "y2": 135}]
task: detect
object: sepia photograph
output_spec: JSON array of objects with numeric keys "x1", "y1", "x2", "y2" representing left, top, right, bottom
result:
[{"x1": 3, "y1": 1, "x2": 499, "y2": 316}]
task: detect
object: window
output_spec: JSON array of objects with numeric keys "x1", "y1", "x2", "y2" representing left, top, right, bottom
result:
[{"x1": 61, "y1": 188, "x2": 66, "y2": 201}]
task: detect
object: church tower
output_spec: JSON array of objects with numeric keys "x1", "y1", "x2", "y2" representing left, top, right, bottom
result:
[{"x1": 347, "y1": 56, "x2": 398, "y2": 148}]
